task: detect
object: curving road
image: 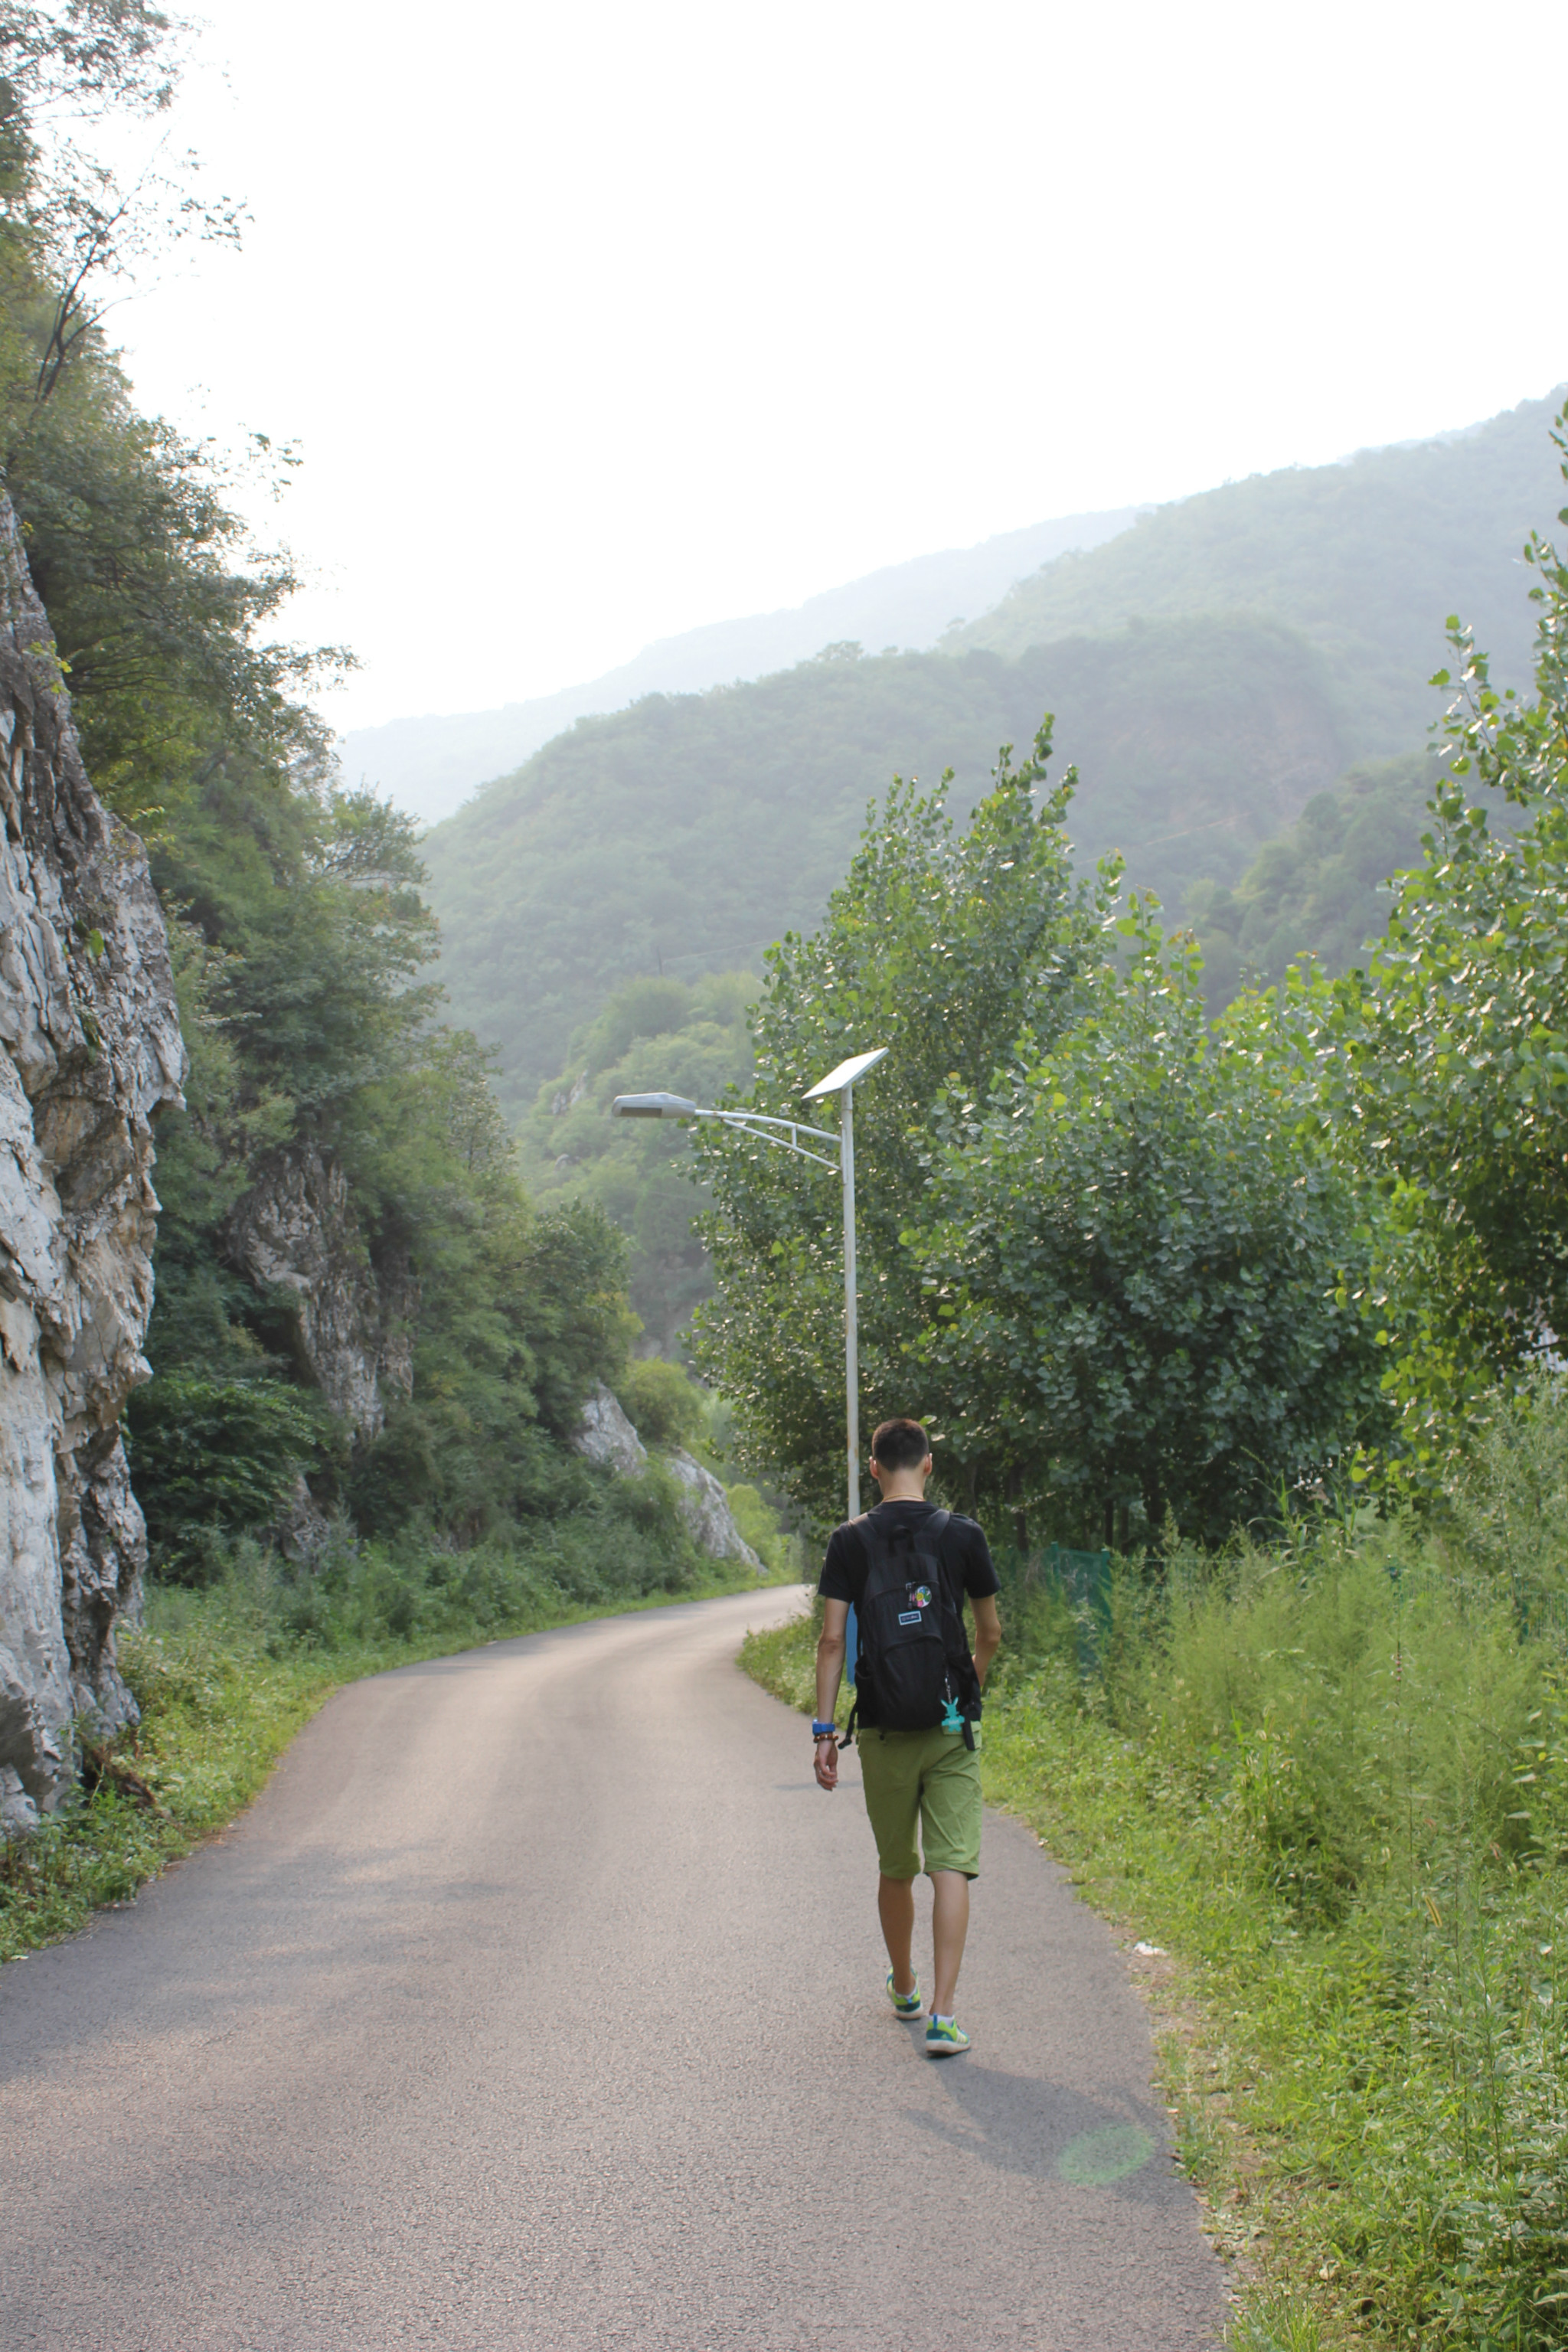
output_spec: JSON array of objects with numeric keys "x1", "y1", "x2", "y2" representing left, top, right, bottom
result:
[{"x1": 0, "y1": 1590, "x2": 1224, "y2": 2350}]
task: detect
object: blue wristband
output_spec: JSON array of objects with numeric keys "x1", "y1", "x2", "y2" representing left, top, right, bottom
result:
[{"x1": 812, "y1": 1720, "x2": 838, "y2": 1738}]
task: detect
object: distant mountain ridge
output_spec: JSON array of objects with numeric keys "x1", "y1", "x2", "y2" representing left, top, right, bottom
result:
[
  {"x1": 338, "y1": 508, "x2": 1137, "y2": 826},
  {"x1": 420, "y1": 387, "x2": 1568, "y2": 1118},
  {"x1": 961, "y1": 390, "x2": 1566, "y2": 751}
]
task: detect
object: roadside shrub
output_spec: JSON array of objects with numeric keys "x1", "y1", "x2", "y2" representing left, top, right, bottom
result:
[
  {"x1": 615, "y1": 1356, "x2": 706, "y2": 1450},
  {"x1": 1438, "y1": 1367, "x2": 1568, "y2": 1591},
  {"x1": 126, "y1": 1374, "x2": 327, "y2": 1575},
  {"x1": 1141, "y1": 1547, "x2": 1540, "y2": 1921}
]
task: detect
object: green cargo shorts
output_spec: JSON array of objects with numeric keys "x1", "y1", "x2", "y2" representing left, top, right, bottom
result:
[{"x1": 858, "y1": 1722, "x2": 984, "y2": 1880}]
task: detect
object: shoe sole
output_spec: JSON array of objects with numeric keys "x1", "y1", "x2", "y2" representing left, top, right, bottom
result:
[{"x1": 925, "y1": 2037, "x2": 969, "y2": 2057}]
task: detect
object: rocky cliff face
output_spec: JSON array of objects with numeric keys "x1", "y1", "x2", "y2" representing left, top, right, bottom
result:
[
  {"x1": 574, "y1": 1382, "x2": 763, "y2": 1573},
  {"x1": 224, "y1": 1145, "x2": 416, "y2": 1442},
  {"x1": 0, "y1": 495, "x2": 185, "y2": 1834}
]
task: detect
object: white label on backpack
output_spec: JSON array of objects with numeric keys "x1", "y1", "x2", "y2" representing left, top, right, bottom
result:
[{"x1": 897, "y1": 1610, "x2": 922, "y2": 1625}]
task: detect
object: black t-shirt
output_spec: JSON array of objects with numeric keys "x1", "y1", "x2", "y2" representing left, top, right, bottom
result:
[{"x1": 819, "y1": 1500, "x2": 999, "y2": 1726}]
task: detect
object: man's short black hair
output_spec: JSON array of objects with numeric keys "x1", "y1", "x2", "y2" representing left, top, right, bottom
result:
[{"x1": 871, "y1": 1417, "x2": 930, "y2": 1472}]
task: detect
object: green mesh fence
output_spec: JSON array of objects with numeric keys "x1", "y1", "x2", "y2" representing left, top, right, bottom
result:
[
  {"x1": 1041, "y1": 1544, "x2": 1114, "y2": 1674},
  {"x1": 1384, "y1": 1560, "x2": 1568, "y2": 1651}
]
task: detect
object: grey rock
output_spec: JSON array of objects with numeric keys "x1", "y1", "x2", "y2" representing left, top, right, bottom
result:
[
  {"x1": 573, "y1": 1381, "x2": 648, "y2": 1477},
  {"x1": 549, "y1": 1070, "x2": 590, "y2": 1116},
  {"x1": 0, "y1": 491, "x2": 185, "y2": 1811},
  {"x1": 0, "y1": 1760, "x2": 37, "y2": 1838},
  {"x1": 276, "y1": 1473, "x2": 333, "y2": 1564},
  {"x1": 573, "y1": 1384, "x2": 763, "y2": 1572},
  {"x1": 668, "y1": 1449, "x2": 764, "y2": 1573},
  {"x1": 224, "y1": 1145, "x2": 417, "y2": 1442},
  {"x1": 60, "y1": 1428, "x2": 149, "y2": 1736}
]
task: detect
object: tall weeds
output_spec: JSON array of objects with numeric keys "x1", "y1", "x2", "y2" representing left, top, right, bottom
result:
[{"x1": 981, "y1": 1530, "x2": 1568, "y2": 2346}]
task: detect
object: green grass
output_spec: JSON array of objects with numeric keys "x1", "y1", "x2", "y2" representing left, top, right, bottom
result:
[
  {"x1": 2, "y1": 1534, "x2": 789, "y2": 1966},
  {"x1": 741, "y1": 1542, "x2": 1568, "y2": 2350}
]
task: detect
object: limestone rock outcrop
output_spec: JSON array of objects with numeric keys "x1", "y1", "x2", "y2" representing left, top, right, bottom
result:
[
  {"x1": 0, "y1": 493, "x2": 185, "y2": 1831},
  {"x1": 667, "y1": 1447, "x2": 763, "y2": 1574},
  {"x1": 224, "y1": 1145, "x2": 416, "y2": 1442},
  {"x1": 574, "y1": 1380, "x2": 648, "y2": 1477},
  {"x1": 573, "y1": 1381, "x2": 763, "y2": 1572}
]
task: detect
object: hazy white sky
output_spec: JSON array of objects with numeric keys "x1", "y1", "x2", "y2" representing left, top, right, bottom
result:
[{"x1": 107, "y1": 0, "x2": 1567, "y2": 732}]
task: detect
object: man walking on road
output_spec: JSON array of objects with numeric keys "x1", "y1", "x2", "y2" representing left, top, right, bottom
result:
[{"x1": 812, "y1": 1418, "x2": 1001, "y2": 2056}]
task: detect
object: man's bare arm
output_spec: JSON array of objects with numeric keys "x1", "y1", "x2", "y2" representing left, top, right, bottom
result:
[
  {"x1": 971, "y1": 1593, "x2": 1001, "y2": 1687},
  {"x1": 814, "y1": 1599, "x2": 848, "y2": 1790}
]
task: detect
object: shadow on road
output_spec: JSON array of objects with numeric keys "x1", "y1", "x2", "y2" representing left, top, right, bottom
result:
[{"x1": 908, "y1": 2061, "x2": 1174, "y2": 2204}]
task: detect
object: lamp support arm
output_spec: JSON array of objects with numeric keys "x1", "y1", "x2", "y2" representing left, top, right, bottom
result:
[{"x1": 697, "y1": 1108, "x2": 838, "y2": 1171}]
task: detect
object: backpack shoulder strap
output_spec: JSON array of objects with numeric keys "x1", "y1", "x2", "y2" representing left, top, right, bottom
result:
[
  {"x1": 919, "y1": 1509, "x2": 976, "y2": 1663},
  {"x1": 857, "y1": 1510, "x2": 912, "y2": 1593},
  {"x1": 840, "y1": 1514, "x2": 876, "y2": 1750},
  {"x1": 911, "y1": 1508, "x2": 954, "y2": 1583}
]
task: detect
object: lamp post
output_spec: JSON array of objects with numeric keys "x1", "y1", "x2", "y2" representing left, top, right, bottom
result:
[{"x1": 611, "y1": 1047, "x2": 887, "y2": 1527}]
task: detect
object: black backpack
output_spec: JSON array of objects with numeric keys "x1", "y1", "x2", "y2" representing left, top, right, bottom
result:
[{"x1": 844, "y1": 1510, "x2": 976, "y2": 1749}]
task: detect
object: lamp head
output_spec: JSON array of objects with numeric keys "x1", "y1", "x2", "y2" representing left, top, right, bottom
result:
[{"x1": 610, "y1": 1092, "x2": 700, "y2": 1119}]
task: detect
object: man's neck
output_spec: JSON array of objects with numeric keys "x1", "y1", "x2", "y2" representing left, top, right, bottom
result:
[{"x1": 872, "y1": 1475, "x2": 928, "y2": 1504}]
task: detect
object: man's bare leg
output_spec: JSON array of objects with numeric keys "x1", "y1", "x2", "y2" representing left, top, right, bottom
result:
[
  {"x1": 930, "y1": 1870, "x2": 970, "y2": 2017},
  {"x1": 877, "y1": 1873, "x2": 916, "y2": 1996}
]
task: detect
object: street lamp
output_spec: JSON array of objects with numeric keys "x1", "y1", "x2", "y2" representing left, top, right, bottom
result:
[{"x1": 612, "y1": 1047, "x2": 888, "y2": 1527}]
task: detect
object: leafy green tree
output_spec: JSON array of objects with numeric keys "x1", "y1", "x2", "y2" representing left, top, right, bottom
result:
[
  {"x1": 615, "y1": 1355, "x2": 705, "y2": 1450},
  {"x1": 153, "y1": 773, "x2": 439, "y2": 1126},
  {"x1": 691, "y1": 725, "x2": 1104, "y2": 1522},
  {"x1": 348, "y1": 1188, "x2": 634, "y2": 1540},
  {"x1": 126, "y1": 1372, "x2": 327, "y2": 1571},
  {"x1": 907, "y1": 905, "x2": 1390, "y2": 1544},
  {"x1": 1292, "y1": 406, "x2": 1568, "y2": 1449},
  {"x1": 140, "y1": 773, "x2": 439, "y2": 1376},
  {"x1": 13, "y1": 388, "x2": 335, "y2": 826}
]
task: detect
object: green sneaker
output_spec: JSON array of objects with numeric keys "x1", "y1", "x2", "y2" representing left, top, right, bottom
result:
[
  {"x1": 925, "y1": 2014, "x2": 969, "y2": 2057},
  {"x1": 886, "y1": 1971, "x2": 923, "y2": 2020}
]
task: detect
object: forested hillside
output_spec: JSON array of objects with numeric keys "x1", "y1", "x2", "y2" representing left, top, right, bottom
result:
[
  {"x1": 426, "y1": 612, "x2": 1344, "y2": 1112},
  {"x1": 424, "y1": 394, "x2": 1566, "y2": 1119},
  {"x1": 963, "y1": 394, "x2": 1564, "y2": 746},
  {"x1": 1188, "y1": 750, "x2": 1438, "y2": 1011}
]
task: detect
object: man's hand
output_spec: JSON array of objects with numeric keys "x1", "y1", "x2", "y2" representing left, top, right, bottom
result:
[{"x1": 813, "y1": 1735, "x2": 839, "y2": 1791}]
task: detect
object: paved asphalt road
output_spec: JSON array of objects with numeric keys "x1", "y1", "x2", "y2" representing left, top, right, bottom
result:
[{"x1": 1, "y1": 1589, "x2": 1226, "y2": 2350}]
